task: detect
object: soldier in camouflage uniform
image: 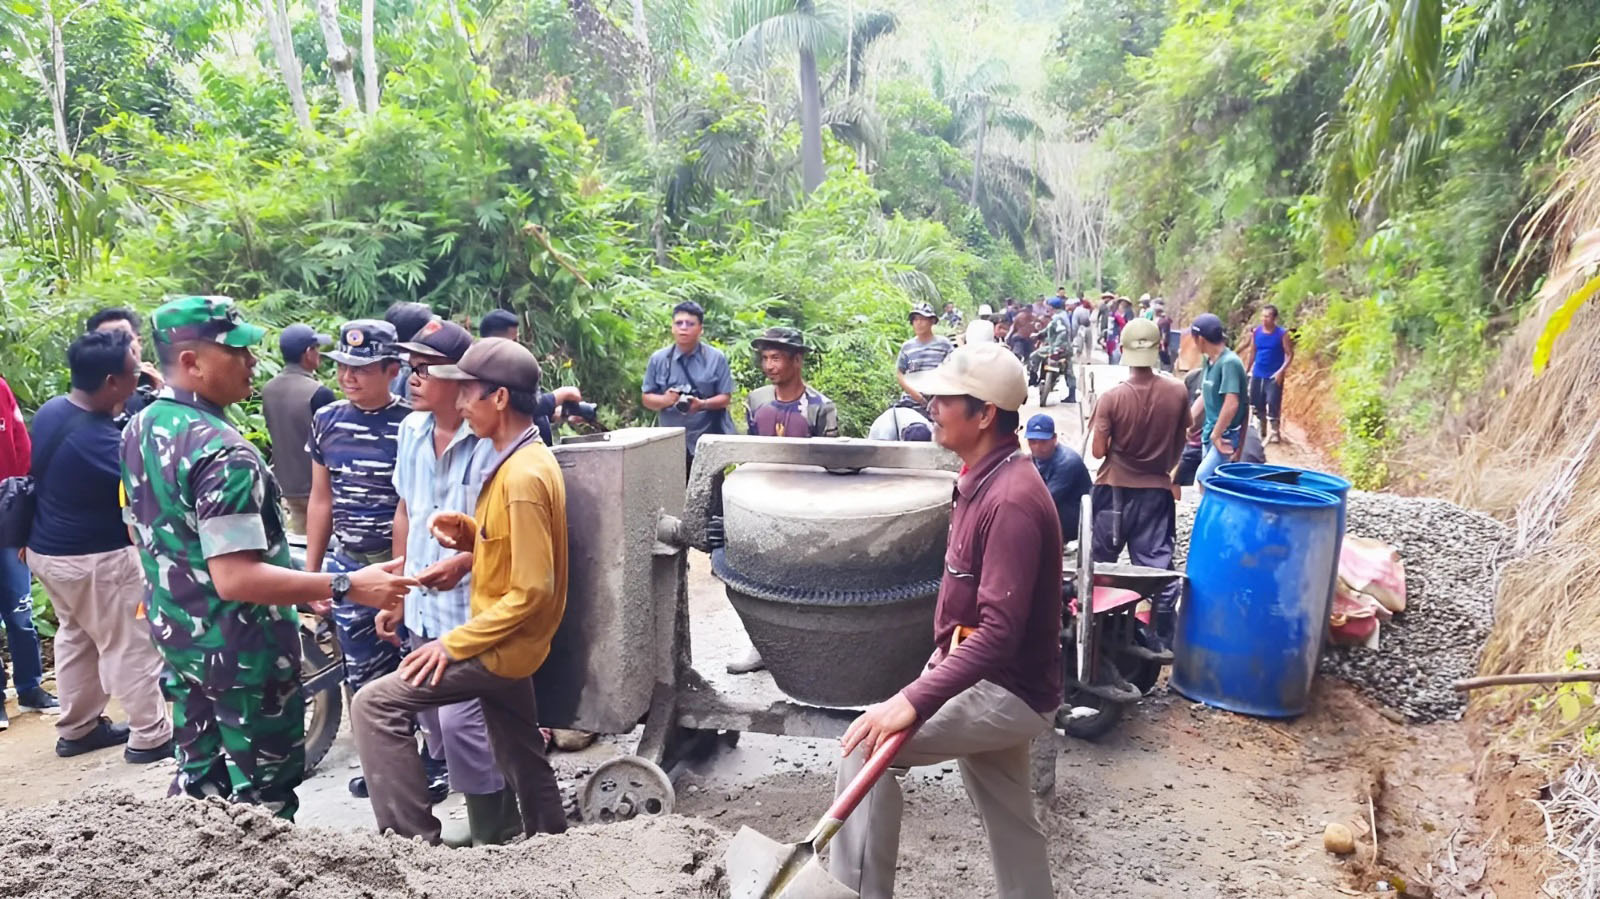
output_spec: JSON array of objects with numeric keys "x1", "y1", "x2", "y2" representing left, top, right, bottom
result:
[{"x1": 120, "y1": 296, "x2": 415, "y2": 820}]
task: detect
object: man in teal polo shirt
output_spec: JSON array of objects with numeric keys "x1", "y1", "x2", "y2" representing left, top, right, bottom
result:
[{"x1": 1189, "y1": 313, "x2": 1249, "y2": 488}]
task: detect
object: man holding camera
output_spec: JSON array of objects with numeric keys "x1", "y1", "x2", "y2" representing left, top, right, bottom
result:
[{"x1": 641, "y1": 301, "x2": 735, "y2": 476}]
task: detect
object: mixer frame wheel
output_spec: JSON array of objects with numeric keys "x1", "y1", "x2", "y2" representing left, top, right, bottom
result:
[{"x1": 580, "y1": 755, "x2": 676, "y2": 824}]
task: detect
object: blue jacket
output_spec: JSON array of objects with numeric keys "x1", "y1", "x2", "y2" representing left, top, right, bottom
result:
[{"x1": 1033, "y1": 443, "x2": 1092, "y2": 541}]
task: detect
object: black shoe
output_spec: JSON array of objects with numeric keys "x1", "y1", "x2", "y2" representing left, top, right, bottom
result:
[
  {"x1": 125, "y1": 738, "x2": 174, "y2": 765},
  {"x1": 56, "y1": 717, "x2": 130, "y2": 757},
  {"x1": 0, "y1": 703, "x2": 9, "y2": 731},
  {"x1": 428, "y1": 776, "x2": 450, "y2": 805},
  {"x1": 349, "y1": 775, "x2": 369, "y2": 798},
  {"x1": 17, "y1": 687, "x2": 59, "y2": 713}
]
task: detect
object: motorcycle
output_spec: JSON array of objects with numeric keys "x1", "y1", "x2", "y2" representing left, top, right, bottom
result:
[
  {"x1": 1057, "y1": 496, "x2": 1183, "y2": 740},
  {"x1": 1038, "y1": 346, "x2": 1070, "y2": 407},
  {"x1": 289, "y1": 541, "x2": 345, "y2": 775}
]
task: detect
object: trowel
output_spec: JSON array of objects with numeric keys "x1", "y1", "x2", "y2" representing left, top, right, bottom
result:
[{"x1": 724, "y1": 729, "x2": 912, "y2": 899}]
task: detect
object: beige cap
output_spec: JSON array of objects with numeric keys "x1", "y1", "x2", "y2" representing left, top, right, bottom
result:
[
  {"x1": 429, "y1": 337, "x2": 542, "y2": 391},
  {"x1": 905, "y1": 342, "x2": 1028, "y2": 411},
  {"x1": 1120, "y1": 318, "x2": 1162, "y2": 368}
]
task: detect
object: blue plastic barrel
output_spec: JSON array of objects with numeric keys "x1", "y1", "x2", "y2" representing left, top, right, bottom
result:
[
  {"x1": 1215, "y1": 463, "x2": 1351, "y2": 627},
  {"x1": 1172, "y1": 477, "x2": 1341, "y2": 717}
]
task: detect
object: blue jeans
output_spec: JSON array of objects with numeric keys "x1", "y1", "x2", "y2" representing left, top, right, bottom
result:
[
  {"x1": 1195, "y1": 428, "x2": 1243, "y2": 489},
  {"x1": 0, "y1": 548, "x2": 43, "y2": 693}
]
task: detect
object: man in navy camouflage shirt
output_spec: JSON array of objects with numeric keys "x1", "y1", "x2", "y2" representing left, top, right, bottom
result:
[{"x1": 305, "y1": 319, "x2": 442, "y2": 798}]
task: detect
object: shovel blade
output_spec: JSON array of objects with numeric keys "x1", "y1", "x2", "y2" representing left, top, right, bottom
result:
[{"x1": 725, "y1": 826, "x2": 858, "y2": 899}]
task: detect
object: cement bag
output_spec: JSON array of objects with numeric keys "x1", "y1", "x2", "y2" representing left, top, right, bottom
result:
[
  {"x1": 1330, "y1": 579, "x2": 1389, "y2": 647},
  {"x1": 1339, "y1": 535, "x2": 1406, "y2": 613},
  {"x1": 1328, "y1": 535, "x2": 1406, "y2": 647}
]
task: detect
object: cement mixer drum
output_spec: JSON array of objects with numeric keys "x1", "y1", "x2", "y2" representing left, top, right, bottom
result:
[{"x1": 714, "y1": 463, "x2": 956, "y2": 707}]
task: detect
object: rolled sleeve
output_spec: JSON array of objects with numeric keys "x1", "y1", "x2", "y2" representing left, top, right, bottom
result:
[
  {"x1": 712, "y1": 354, "x2": 735, "y2": 396},
  {"x1": 641, "y1": 352, "x2": 669, "y2": 395}
]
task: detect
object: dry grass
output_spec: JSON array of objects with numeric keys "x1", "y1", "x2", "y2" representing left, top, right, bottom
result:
[{"x1": 1410, "y1": 294, "x2": 1600, "y2": 749}]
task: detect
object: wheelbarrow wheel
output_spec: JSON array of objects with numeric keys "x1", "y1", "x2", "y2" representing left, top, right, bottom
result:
[
  {"x1": 300, "y1": 629, "x2": 341, "y2": 775},
  {"x1": 581, "y1": 755, "x2": 675, "y2": 824},
  {"x1": 1056, "y1": 656, "x2": 1128, "y2": 742}
]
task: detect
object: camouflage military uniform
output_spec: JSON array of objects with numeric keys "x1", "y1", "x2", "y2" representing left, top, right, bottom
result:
[
  {"x1": 315, "y1": 320, "x2": 410, "y2": 695},
  {"x1": 119, "y1": 297, "x2": 303, "y2": 820}
]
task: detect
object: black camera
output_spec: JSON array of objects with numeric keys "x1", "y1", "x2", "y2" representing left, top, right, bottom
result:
[
  {"x1": 561, "y1": 399, "x2": 598, "y2": 421},
  {"x1": 671, "y1": 384, "x2": 697, "y2": 413}
]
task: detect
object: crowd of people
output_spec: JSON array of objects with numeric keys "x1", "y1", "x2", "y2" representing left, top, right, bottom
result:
[{"x1": 0, "y1": 289, "x2": 1296, "y2": 897}]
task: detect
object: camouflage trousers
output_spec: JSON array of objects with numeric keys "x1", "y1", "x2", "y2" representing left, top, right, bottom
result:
[
  {"x1": 327, "y1": 553, "x2": 406, "y2": 695},
  {"x1": 157, "y1": 645, "x2": 305, "y2": 821}
]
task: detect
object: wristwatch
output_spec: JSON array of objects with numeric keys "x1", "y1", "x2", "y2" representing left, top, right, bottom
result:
[{"x1": 330, "y1": 572, "x2": 351, "y2": 603}]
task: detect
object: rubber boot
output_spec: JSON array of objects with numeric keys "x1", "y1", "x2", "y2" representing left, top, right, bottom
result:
[
  {"x1": 1269, "y1": 419, "x2": 1283, "y2": 444},
  {"x1": 1257, "y1": 414, "x2": 1270, "y2": 442},
  {"x1": 1151, "y1": 608, "x2": 1177, "y2": 655},
  {"x1": 726, "y1": 646, "x2": 765, "y2": 674},
  {"x1": 469, "y1": 788, "x2": 523, "y2": 846}
]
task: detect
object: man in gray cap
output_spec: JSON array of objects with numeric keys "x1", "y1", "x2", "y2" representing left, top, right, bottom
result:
[
  {"x1": 352, "y1": 337, "x2": 569, "y2": 844},
  {"x1": 832, "y1": 342, "x2": 1060, "y2": 899},
  {"x1": 261, "y1": 324, "x2": 335, "y2": 535},
  {"x1": 306, "y1": 319, "x2": 434, "y2": 799}
]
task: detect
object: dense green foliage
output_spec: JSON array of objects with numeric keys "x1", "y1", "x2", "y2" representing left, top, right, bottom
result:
[
  {"x1": 1047, "y1": 0, "x2": 1600, "y2": 485},
  {"x1": 0, "y1": 0, "x2": 1062, "y2": 434}
]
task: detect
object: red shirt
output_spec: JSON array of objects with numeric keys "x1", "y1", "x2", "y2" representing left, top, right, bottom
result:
[
  {"x1": 901, "y1": 443, "x2": 1064, "y2": 720},
  {"x1": 0, "y1": 376, "x2": 30, "y2": 480}
]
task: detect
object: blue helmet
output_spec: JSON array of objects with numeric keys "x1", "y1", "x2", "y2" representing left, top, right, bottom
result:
[{"x1": 1048, "y1": 297, "x2": 1065, "y2": 309}]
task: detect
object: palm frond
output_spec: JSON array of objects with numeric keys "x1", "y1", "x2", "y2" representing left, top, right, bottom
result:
[
  {"x1": 719, "y1": 0, "x2": 843, "y2": 69},
  {"x1": 845, "y1": 10, "x2": 896, "y2": 94}
]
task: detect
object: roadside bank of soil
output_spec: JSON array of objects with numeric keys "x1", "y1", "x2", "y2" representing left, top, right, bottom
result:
[{"x1": 0, "y1": 789, "x2": 729, "y2": 899}]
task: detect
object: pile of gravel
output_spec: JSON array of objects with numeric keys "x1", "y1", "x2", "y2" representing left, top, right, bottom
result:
[
  {"x1": 1176, "y1": 490, "x2": 1507, "y2": 723},
  {"x1": 0, "y1": 788, "x2": 729, "y2": 898}
]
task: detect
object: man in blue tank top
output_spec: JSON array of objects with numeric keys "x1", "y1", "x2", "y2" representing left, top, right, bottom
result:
[{"x1": 1243, "y1": 305, "x2": 1295, "y2": 445}]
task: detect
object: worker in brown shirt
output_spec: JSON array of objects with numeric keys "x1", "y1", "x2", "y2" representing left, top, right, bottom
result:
[
  {"x1": 831, "y1": 342, "x2": 1061, "y2": 899},
  {"x1": 1088, "y1": 317, "x2": 1191, "y2": 651}
]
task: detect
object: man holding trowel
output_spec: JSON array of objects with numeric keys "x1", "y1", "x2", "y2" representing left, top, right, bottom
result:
[{"x1": 828, "y1": 342, "x2": 1062, "y2": 898}]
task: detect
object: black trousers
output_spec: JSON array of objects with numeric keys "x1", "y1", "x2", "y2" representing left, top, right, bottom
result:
[{"x1": 1090, "y1": 484, "x2": 1179, "y2": 615}]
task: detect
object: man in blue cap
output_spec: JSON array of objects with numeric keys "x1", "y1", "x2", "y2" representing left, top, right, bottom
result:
[
  {"x1": 1023, "y1": 414, "x2": 1091, "y2": 542},
  {"x1": 262, "y1": 323, "x2": 336, "y2": 535},
  {"x1": 1189, "y1": 312, "x2": 1249, "y2": 488},
  {"x1": 306, "y1": 319, "x2": 441, "y2": 799}
]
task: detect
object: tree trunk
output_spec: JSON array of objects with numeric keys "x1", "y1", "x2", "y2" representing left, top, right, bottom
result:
[
  {"x1": 968, "y1": 98, "x2": 988, "y2": 208},
  {"x1": 43, "y1": 1, "x2": 69, "y2": 155},
  {"x1": 798, "y1": 45, "x2": 824, "y2": 194},
  {"x1": 630, "y1": 0, "x2": 656, "y2": 143},
  {"x1": 314, "y1": 0, "x2": 361, "y2": 115},
  {"x1": 262, "y1": 0, "x2": 313, "y2": 132},
  {"x1": 361, "y1": 0, "x2": 378, "y2": 114}
]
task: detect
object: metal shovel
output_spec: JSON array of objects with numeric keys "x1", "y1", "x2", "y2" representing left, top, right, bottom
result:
[{"x1": 725, "y1": 729, "x2": 912, "y2": 899}]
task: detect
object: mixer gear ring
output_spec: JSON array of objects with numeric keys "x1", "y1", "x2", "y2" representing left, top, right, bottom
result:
[{"x1": 580, "y1": 755, "x2": 675, "y2": 824}]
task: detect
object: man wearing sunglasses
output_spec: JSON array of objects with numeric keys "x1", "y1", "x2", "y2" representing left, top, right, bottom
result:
[
  {"x1": 352, "y1": 337, "x2": 569, "y2": 844},
  {"x1": 380, "y1": 320, "x2": 519, "y2": 845}
]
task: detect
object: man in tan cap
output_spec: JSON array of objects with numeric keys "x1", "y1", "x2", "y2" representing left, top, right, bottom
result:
[
  {"x1": 830, "y1": 342, "x2": 1061, "y2": 899},
  {"x1": 350, "y1": 337, "x2": 568, "y2": 844},
  {"x1": 1089, "y1": 317, "x2": 1191, "y2": 651}
]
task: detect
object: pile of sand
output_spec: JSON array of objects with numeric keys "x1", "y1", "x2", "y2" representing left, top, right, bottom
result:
[{"x1": 0, "y1": 788, "x2": 729, "y2": 898}]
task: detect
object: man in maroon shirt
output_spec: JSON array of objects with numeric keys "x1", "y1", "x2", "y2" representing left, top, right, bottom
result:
[{"x1": 831, "y1": 342, "x2": 1061, "y2": 899}]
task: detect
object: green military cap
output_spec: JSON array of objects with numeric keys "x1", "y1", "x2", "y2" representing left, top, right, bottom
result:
[
  {"x1": 150, "y1": 295, "x2": 266, "y2": 348},
  {"x1": 751, "y1": 326, "x2": 812, "y2": 354}
]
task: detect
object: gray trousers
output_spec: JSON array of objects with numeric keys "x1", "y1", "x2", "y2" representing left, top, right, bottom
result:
[
  {"x1": 829, "y1": 680, "x2": 1055, "y2": 899},
  {"x1": 352, "y1": 658, "x2": 565, "y2": 843},
  {"x1": 408, "y1": 635, "x2": 506, "y2": 795}
]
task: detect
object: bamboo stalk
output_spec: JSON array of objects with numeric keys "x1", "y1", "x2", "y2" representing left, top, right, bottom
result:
[{"x1": 1452, "y1": 671, "x2": 1600, "y2": 691}]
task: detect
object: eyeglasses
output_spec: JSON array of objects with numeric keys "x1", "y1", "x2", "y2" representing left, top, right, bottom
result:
[{"x1": 412, "y1": 362, "x2": 433, "y2": 378}]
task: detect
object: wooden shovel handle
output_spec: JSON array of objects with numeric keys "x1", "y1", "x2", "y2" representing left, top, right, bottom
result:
[{"x1": 825, "y1": 728, "x2": 912, "y2": 824}]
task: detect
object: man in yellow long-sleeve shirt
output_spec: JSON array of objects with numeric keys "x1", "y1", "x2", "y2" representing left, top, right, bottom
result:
[{"x1": 351, "y1": 337, "x2": 569, "y2": 843}]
